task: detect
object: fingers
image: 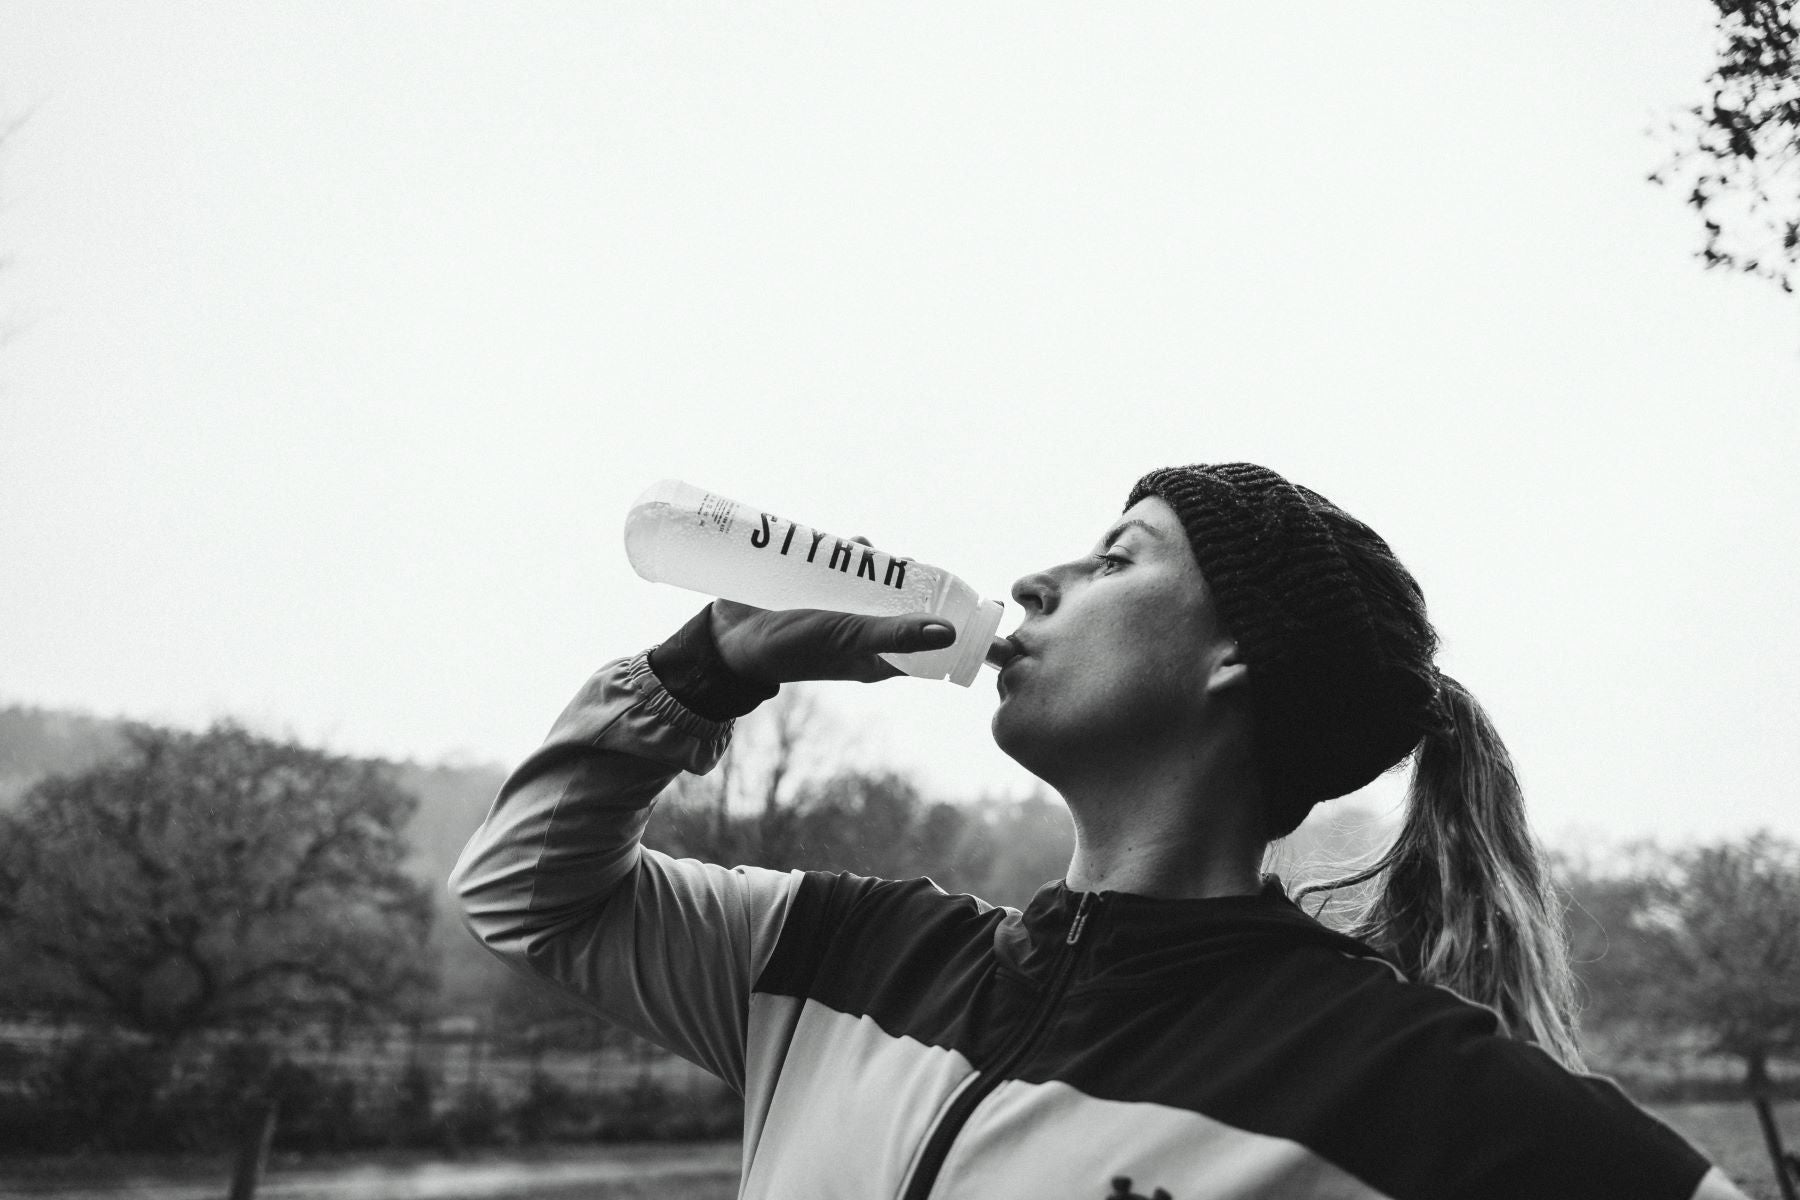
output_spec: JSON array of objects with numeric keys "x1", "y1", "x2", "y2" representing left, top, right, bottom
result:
[
  {"x1": 824, "y1": 614, "x2": 953, "y2": 683},
  {"x1": 709, "y1": 587, "x2": 956, "y2": 686},
  {"x1": 907, "y1": 619, "x2": 958, "y2": 651},
  {"x1": 833, "y1": 613, "x2": 956, "y2": 656}
]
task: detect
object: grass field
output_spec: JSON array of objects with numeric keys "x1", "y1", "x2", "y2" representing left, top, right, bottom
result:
[
  {"x1": 1651, "y1": 1103, "x2": 1795, "y2": 1200},
  {"x1": 0, "y1": 1142, "x2": 742, "y2": 1200},
  {"x1": 0, "y1": 1103, "x2": 1791, "y2": 1198}
]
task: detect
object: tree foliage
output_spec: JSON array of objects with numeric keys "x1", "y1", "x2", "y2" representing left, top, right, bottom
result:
[
  {"x1": 1566, "y1": 833, "x2": 1800, "y2": 1078},
  {"x1": 0, "y1": 722, "x2": 436, "y2": 1042},
  {"x1": 1652, "y1": 0, "x2": 1800, "y2": 293}
]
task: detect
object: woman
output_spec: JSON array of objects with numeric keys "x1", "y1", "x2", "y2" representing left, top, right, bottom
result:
[{"x1": 451, "y1": 462, "x2": 1747, "y2": 1199}]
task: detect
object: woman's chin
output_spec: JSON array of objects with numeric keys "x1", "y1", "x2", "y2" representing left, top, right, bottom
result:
[{"x1": 990, "y1": 702, "x2": 1056, "y2": 776}]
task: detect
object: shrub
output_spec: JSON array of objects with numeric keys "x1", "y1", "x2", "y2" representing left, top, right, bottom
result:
[
  {"x1": 268, "y1": 1063, "x2": 360, "y2": 1152},
  {"x1": 593, "y1": 1074, "x2": 743, "y2": 1141},
  {"x1": 438, "y1": 1082, "x2": 505, "y2": 1150},
  {"x1": 390, "y1": 1062, "x2": 438, "y2": 1146},
  {"x1": 513, "y1": 1071, "x2": 592, "y2": 1143},
  {"x1": 21, "y1": 1036, "x2": 172, "y2": 1151}
]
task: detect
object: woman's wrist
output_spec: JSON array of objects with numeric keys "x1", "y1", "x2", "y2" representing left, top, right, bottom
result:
[{"x1": 647, "y1": 604, "x2": 780, "y2": 721}]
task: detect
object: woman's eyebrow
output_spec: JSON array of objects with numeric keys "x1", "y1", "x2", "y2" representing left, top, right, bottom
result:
[{"x1": 1098, "y1": 518, "x2": 1163, "y2": 547}]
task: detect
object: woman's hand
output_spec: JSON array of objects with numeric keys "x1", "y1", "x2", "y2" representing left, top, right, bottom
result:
[{"x1": 710, "y1": 600, "x2": 956, "y2": 685}]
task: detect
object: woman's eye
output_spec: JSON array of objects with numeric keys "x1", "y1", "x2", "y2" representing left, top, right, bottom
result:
[{"x1": 1092, "y1": 553, "x2": 1126, "y2": 574}]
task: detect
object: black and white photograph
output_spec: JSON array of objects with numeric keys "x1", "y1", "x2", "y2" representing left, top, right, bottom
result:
[{"x1": 1, "y1": 4, "x2": 1797, "y2": 1198}]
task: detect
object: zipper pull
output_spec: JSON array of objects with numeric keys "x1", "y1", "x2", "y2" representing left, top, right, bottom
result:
[{"x1": 1066, "y1": 892, "x2": 1096, "y2": 946}]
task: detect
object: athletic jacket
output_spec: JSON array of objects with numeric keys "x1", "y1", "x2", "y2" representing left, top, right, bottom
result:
[{"x1": 449, "y1": 645, "x2": 1745, "y2": 1200}]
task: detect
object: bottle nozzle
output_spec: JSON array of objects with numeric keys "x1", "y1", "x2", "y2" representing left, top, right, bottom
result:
[{"x1": 983, "y1": 635, "x2": 1019, "y2": 671}]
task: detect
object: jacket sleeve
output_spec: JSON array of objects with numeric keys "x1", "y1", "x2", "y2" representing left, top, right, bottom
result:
[{"x1": 446, "y1": 650, "x2": 800, "y2": 1094}]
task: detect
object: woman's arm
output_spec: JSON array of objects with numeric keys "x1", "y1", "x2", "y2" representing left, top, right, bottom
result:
[
  {"x1": 447, "y1": 644, "x2": 796, "y2": 1090},
  {"x1": 448, "y1": 603, "x2": 957, "y2": 1090}
]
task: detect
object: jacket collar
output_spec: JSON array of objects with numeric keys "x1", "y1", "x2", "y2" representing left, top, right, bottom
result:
[{"x1": 995, "y1": 875, "x2": 1390, "y2": 987}]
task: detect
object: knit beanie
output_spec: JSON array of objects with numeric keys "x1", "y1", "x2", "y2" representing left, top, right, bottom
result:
[{"x1": 1127, "y1": 464, "x2": 1446, "y2": 835}]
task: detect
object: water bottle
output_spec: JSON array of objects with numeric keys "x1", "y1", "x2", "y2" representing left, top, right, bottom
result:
[{"x1": 624, "y1": 480, "x2": 1007, "y2": 687}]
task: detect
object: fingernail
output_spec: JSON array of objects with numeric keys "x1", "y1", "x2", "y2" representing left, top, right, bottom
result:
[{"x1": 923, "y1": 622, "x2": 955, "y2": 646}]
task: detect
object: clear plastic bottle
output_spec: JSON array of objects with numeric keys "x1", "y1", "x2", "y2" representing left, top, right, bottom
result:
[{"x1": 624, "y1": 479, "x2": 1006, "y2": 687}]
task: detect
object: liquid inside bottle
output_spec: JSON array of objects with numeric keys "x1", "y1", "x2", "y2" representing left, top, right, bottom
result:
[{"x1": 625, "y1": 480, "x2": 1005, "y2": 686}]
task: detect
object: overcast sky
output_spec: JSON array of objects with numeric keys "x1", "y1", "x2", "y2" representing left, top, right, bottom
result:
[{"x1": 2, "y1": 3, "x2": 1795, "y2": 847}]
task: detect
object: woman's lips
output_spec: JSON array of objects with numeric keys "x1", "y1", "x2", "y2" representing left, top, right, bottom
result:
[{"x1": 991, "y1": 636, "x2": 1029, "y2": 701}]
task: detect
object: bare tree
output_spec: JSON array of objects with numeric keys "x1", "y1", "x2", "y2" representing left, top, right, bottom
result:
[
  {"x1": 1651, "y1": 0, "x2": 1800, "y2": 294},
  {"x1": 0, "y1": 721, "x2": 436, "y2": 1044},
  {"x1": 663, "y1": 686, "x2": 829, "y2": 860},
  {"x1": 1573, "y1": 834, "x2": 1800, "y2": 1199},
  {"x1": 752, "y1": 687, "x2": 820, "y2": 820}
]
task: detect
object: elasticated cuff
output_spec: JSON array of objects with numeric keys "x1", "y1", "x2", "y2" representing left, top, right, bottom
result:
[{"x1": 647, "y1": 604, "x2": 780, "y2": 721}]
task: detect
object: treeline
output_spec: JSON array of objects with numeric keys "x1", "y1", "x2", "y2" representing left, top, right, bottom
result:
[
  {"x1": 0, "y1": 697, "x2": 1082, "y2": 1154},
  {"x1": 0, "y1": 699, "x2": 1079, "y2": 1023},
  {"x1": 0, "y1": 700, "x2": 1795, "y2": 1164},
  {"x1": 649, "y1": 769, "x2": 1074, "y2": 908}
]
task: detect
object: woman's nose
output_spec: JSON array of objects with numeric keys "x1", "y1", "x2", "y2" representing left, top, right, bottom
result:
[{"x1": 1011, "y1": 569, "x2": 1058, "y2": 615}]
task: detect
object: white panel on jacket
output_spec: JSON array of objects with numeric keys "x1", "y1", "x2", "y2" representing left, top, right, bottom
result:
[
  {"x1": 740, "y1": 999, "x2": 977, "y2": 1200},
  {"x1": 1689, "y1": 1166, "x2": 1754, "y2": 1200},
  {"x1": 937, "y1": 1077, "x2": 1396, "y2": 1200}
]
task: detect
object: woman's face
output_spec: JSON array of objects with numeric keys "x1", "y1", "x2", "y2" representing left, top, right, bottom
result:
[{"x1": 990, "y1": 495, "x2": 1239, "y2": 784}]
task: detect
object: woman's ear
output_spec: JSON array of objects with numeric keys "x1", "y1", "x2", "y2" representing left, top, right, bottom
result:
[{"x1": 1204, "y1": 642, "x2": 1250, "y2": 697}]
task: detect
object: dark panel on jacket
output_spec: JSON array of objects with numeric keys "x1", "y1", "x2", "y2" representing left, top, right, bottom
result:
[
  {"x1": 1019, "y1": 944, "x2": 1708, "y2": 1200},
  {"x1": 755, "y1": 871, "x2": 1038, "y2": 1067}
]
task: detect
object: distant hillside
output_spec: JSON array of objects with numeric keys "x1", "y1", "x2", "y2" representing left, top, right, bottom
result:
[
  {"x1": 394, "y1": 759, "x2": 509, "y2": 883},
  {"x1": 0, "y1": 704, "x2": 131, "y2": 807},
  {"x1": 385, "y1": 757, "x2": 513, "y2": 1010}
]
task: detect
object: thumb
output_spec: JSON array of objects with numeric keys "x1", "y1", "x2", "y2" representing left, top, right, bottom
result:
[{"x1": 846, "y1": 614, "x2": 957, "y2": 655}]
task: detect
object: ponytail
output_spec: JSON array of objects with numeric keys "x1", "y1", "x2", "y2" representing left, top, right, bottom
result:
[{"x1": 1296, "y1": 675, "x2": 1584, "y2": 1069}]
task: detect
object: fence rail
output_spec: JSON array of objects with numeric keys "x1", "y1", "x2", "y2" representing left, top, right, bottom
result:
[{"x1": 0, "y1": 1010, "x2": 738, "y2": 1153}]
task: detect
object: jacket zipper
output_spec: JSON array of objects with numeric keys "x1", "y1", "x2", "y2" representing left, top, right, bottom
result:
[{"x1": 897, "y1": 891, "x2": 1101, "y2": 1200}]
